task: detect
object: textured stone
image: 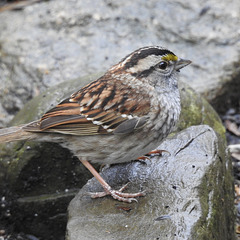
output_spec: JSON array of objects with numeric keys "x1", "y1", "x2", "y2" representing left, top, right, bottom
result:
[{"x1": 67, "y1": 125, "x2": 235, "y2": 240}]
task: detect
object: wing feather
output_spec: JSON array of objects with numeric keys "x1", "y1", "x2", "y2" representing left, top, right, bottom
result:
[{"x1": 25, "y1": 74, "x2": 151, "y2": 136}]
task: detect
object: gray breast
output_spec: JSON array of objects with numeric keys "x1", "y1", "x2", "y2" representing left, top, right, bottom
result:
[{"x1": 152, "y1": 90, "x2": 181, "y2": 140}]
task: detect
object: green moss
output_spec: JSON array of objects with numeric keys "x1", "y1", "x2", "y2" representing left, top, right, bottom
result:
[
  {"x1": 177, "y1": 81, "x2": 226, "y2": 140},
  {"x1": 201, "y1": 98, "x2": 226, "y2": 141},
  {"x1": 191, "y1": 136, "x2": 235, "y2": 240}
]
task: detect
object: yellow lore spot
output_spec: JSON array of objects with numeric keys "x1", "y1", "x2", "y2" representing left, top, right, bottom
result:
[{"x1": 161, "y1": 54, "x2": 178, "y2": 62}]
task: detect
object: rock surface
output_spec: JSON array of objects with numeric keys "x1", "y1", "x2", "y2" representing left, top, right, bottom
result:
[
  {"x1": 0, "y1": 0, "x2": 240, "y2": 126},
  {"x1": 67, "y1": 125, "x2": 235, "y2": 240}
]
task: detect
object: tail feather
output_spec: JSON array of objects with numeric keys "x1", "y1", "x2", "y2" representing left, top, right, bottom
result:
[{"x1": 0, "y1": 125, "x2": 37, "y2": 143}]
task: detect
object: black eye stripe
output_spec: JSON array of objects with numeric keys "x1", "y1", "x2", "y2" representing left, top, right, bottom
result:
[{"x1": 130, "y1": 66, "x2": 155, "y2": 78}]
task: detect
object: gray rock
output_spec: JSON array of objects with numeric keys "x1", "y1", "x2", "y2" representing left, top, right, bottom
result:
[
  {"x1": 0, "y1": 0, "x2": 240, "y2": 126},
  {"x1": 66, "y1": 125, "x2": 235, "y2": 240}
]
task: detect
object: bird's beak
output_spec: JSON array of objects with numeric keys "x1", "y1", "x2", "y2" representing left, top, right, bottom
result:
[{"x1": 175, "y1": 58, "x2": 192, "y2": 72}]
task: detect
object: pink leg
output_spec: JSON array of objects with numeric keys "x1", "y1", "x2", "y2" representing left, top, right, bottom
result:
[
  {"x1": 80, "y1": 159, "x2": 146, "y2": 203},
  {"x1": 137, "y1": 149, "x2": 169, "y2": 161}
]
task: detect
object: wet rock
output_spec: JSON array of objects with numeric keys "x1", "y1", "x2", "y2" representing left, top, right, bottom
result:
[
  {"x1": 66, "y1": 125, "x2": 235, "y2": 240},
  {"x1": 0, "y1": 0, "x2": 240, "y2": 126}
]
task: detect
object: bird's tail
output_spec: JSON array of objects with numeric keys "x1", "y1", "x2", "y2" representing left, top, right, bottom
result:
[{"x1": 0, "y1": 125, "x2": 38, "y2": 143}]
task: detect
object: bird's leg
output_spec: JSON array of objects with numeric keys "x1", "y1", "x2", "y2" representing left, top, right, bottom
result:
[
  {"x1": 137, "y1": 149, "x2": 169, "y2": 161},
  {"x1": 147, "y1": 149, "x2": 169, "y2": 155},
  {"x1": 80, "y1": 159, "x2": 146, "y2": 203}
]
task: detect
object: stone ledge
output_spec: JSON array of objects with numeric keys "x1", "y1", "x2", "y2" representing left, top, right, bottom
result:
[{"x1": 67, "y1": 125, "x2": 235, "y2": 240}]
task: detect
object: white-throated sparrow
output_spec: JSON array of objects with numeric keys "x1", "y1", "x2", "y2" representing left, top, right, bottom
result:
[{"x1": 0, "y1": 46, "x2": 191, "y2": 202}]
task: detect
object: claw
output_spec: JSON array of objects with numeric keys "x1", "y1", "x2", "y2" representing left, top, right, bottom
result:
[
  {"x1": 146, "y1": 149, "x2": 169, "y2": 156},
  {"x1": 137, "y1": 149, "x2": 170, "y2": 162}
]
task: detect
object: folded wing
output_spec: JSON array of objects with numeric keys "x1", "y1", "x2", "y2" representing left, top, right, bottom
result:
[{"x1": 24, "y1": 75, "x2": 151, "y2": 136}]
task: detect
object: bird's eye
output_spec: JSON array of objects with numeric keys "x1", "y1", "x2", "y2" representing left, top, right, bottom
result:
[{"x1": 158, "y1": 61, "x2": 168, "y2": 70}]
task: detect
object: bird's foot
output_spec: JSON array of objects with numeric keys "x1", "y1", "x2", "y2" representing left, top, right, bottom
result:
[
  {"x1": 90, "y1": 182, "x2": 146, "y2": 203},
  {"x1": 137, "y1": 149, "x2": 169, "y2": 161},
  {"x1": 80, "y1": 159, "x2": 146, "y2": 203}
]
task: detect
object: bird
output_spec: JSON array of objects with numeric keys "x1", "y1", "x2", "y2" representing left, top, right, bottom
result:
[{"x1": 0, "y1": 46, "x2": 191, "y2": 202}]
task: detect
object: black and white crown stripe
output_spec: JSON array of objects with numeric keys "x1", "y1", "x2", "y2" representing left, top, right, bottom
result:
[{"x1": 119, "y1": 46, "x2": 176, "y2": 69}]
